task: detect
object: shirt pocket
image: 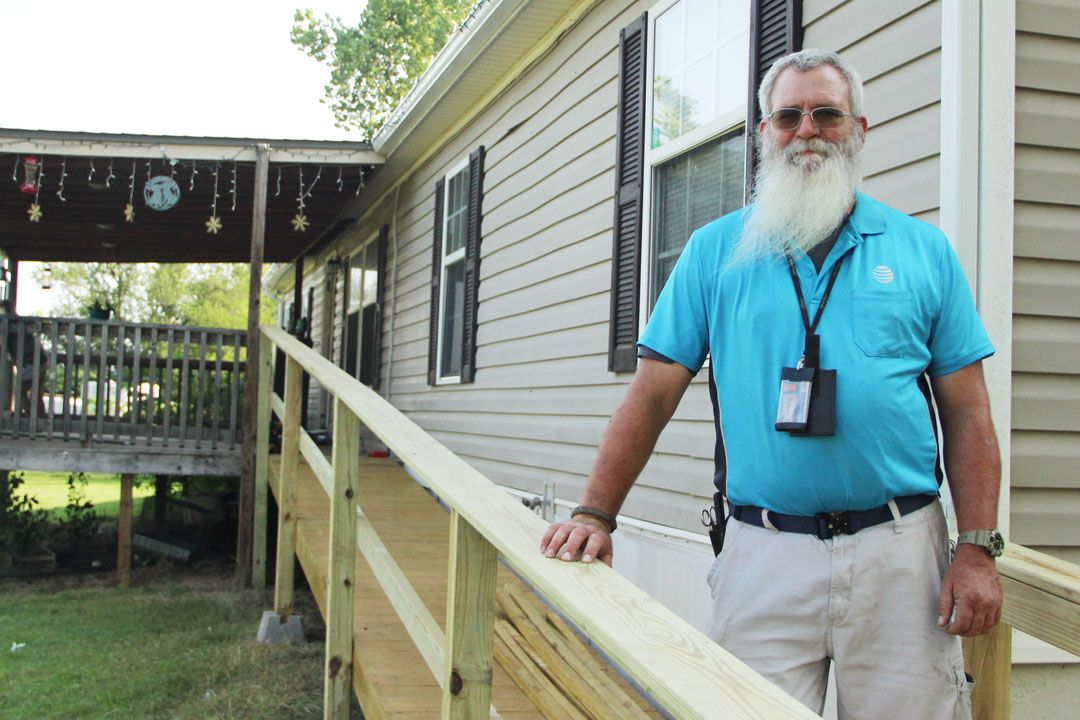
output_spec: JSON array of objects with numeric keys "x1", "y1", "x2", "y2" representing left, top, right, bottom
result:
[{"x1": 851, "y1": 290, "x2": 914, "y2": 358}]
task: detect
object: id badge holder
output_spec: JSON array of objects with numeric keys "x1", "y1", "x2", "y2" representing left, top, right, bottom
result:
[{"x1": 775, "y1": 365, "x2": 815, "y2": 432}]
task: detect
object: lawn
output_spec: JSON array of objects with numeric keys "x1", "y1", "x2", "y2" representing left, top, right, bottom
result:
[
  {"x1": 0, "y1": 564, "x2": 335, "y2": 720},
  {"x1": 15, "y1": 470, "x2": 154, "y2": 519}
]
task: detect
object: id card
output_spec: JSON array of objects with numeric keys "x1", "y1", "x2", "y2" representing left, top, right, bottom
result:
[{"x1": 775, "y1": 366, "x2": 815, "y2": 432}]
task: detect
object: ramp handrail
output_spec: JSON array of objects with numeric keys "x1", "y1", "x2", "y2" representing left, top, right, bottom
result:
[{"x1": 256, "y1": 324, "x2": 815, "y2": 719}]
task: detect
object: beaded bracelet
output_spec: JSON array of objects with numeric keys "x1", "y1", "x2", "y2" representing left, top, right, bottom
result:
[{"x1": 571, "y1": 505, "x2": 617, "y2": 533}]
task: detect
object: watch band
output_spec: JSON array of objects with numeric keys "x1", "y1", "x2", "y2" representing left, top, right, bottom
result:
[{"x1": 957, "y1": 529, "x2": 1005, "y2": 557}]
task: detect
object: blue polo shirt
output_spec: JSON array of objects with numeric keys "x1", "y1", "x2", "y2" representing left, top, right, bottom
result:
[{"x1": 638, "y1": 193, "x2": 994, "y2": 516}]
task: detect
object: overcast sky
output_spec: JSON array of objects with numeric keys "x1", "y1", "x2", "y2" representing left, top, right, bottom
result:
[{"x1": 3, "y1": 0, "x2": 369, "y2": 313}]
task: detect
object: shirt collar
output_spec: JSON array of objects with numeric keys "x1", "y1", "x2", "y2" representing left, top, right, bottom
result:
[{"x1": 845, "y1": 192, "x2": 887, "y2": 241}]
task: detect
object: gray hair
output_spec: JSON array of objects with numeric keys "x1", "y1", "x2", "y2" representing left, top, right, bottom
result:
[{"x1": 757, "y1": 49, "x2": 864, "y2": 119}]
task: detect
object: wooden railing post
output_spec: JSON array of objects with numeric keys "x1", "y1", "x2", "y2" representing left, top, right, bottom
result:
[
  {"x1": 117, "y1": 473, "x2": 134, "y2": 588},
  {"x1": 252, "y1": 332, "x2": 273, "y2": 590},
  {"x1": 324, "y1": 397, "x2": 360, "y2": 719},
  {"x1": 443, "y1": 509, "x2": 498, "y2": 719},
  {"x1": 963, "y1": 622, "x2": 1012, "y2": 720},
  {"x1": 273, "y1": 355, "x2": 303, "y2": 618}
]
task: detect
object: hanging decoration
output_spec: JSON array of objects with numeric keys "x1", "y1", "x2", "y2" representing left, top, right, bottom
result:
[
  {"x1": 144, "y1": 175, "x2": 181, "y2": 211},
  {"x1": 291, "y1": 165, "x2": 314, "y2": 232},
  {"x1": 205, "y1": 163, "x2": 222, "y2": 234},
  {"x1": 88, "y1": 159, "x2": 96, "y2": 183},
  {"x1": 27, "y1": 156, "x2": 43, "y2": 222},
  {"x1": 105, "y1": 158, "x2": 115, "y2": 188},
  {"x1": 230, "y1": 162, "x2": 237, "y2": 211},
  {"x1": 124, "y1": 159, "x2": 136, "y2": 222},
  {"x1": 56, "y1": 157, "x2": 68, "y2": 202},
  {"x1": 20, "y1": 156, "x2": 41, "y2": 195},
  {"x1": 189, "y1": 162, "x2": 199, "y2": 191},
  {"x1": 11, "y1": 156, "x2": 18, "y2": 183},
  {"x1": 355, "y1": 165, "x2": 365, "y2": 196},
  {"x1": 275, "y1": 166, "x2": 281, "y2": 197},
  {"x1": 336, "y1": 166, "x2": 343, "y2": 192}
]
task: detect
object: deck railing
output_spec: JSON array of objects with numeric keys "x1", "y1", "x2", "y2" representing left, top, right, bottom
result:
[
  {"x1": 257, "y1": 324, "x2": 1080, "y2": 720},
  {"x1": 0, "y1": 315, "x2": 246, "y2": 449}
]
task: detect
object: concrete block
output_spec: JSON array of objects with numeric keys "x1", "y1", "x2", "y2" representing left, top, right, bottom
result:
[{"x1": 256, "y1": 610, "x2": 306, "y2": 645}]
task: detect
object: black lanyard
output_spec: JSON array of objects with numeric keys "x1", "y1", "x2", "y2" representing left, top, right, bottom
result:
[{"x1": 786, "y1": 254, "x2": 845, "y2": 368}]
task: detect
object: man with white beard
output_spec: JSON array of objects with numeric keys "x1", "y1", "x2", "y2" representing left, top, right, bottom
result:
[{"x1": 541, "y1": 50, "x2": 1003, "y2": 719}]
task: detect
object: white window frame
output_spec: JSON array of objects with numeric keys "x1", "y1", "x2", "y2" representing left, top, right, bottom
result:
[
  {"x1": 639, "y1": 0, "x2": 749, "y2": 330},
  {"x1": 435, "y1": 156, "x2": 470, "y2": 385}
]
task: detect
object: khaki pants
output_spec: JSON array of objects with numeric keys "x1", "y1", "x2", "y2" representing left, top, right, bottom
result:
[{"x1": 706, "y1": 500, "x2": 973, "y2": 719}]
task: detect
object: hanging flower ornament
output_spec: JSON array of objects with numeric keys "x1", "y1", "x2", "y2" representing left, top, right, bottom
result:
[
  {"x1": 27, "y1": 156, "x2": 44, "y2": 222},
  {"x1": 292, "y1": 165, "x2": 315, "y2": 232},
  {"x1": 124, "y1": 158, "x2": 137, "y2": 222},
  {"x1": 206, "y1": 163, "x2": 222, "y2": 234}
]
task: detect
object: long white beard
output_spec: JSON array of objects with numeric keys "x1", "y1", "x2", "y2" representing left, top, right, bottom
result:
[{"x1": 729, "y1": 131, "x2": 864, "y2": 268}]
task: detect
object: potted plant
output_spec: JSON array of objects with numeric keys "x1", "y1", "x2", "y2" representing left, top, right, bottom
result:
[{"x1": 87, "y1": 301, "x2": 111, "y2": 320}]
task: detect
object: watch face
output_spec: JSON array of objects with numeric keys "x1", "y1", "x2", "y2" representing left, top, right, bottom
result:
[{"x1": 989, "y1": 531, "x2": 1005, "y2": 557}]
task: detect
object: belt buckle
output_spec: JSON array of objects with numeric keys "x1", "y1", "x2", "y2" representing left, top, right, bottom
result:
[{"x1": 816, "y1": 511, "x2": 852, "y2": 539}]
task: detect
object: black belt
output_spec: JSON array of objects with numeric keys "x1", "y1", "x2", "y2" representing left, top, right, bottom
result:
[{"x1": 728, "y1": 494, "x2": 937, "y2": 540}]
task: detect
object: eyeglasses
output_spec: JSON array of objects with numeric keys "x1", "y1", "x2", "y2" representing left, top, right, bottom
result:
[{"x1": 766, "y1": 107, "x2": 854, "y2": 131}]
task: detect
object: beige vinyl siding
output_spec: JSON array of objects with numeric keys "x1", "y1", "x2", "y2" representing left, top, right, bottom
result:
[
  {"x1": 803, "y1": 0, "x2": 941, "y2": 217},
  {"x1": 313, "y1": 0, "x2": 949, "y2": 532},
  {"x1": 305, "y1": 265, "x2": 329, "y2": 428},
  {"x1": 1012, "y1": 0, "x2": 1080, "y2": 565}
]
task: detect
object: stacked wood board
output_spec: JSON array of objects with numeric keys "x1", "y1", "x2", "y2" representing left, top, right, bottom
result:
[{"x1": 495, "y1": 583, "x2": 662, "y2": 720}]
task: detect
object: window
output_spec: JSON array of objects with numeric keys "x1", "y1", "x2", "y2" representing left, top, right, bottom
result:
[
  {"x1": 344, "y1": 232, "x2": 383, "y2": 387},
  {"x1": 428, "y1": 147, "x2": 485, "y2": 386},
  {"x1": 437, "y1": 159, "x2": 469, "y2": 383},
  {"x1": 642, "y1": 0, "x2": 749, "y2": 311}
]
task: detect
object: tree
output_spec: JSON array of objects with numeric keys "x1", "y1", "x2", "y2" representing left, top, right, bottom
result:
[
  {"x1": 291, "y1": 0, "x2": 475, "y2": 138},
  {"x1": 32, "y1": 263, "x2": 274, "y2": 329}
]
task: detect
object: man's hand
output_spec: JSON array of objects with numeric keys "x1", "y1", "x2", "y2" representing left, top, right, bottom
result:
[
  {"x1": 540, "y1": 516, "x2": 613, "y2": 566},
  {"x1": 937, "y1": 544, "x2": 1003, "y2": 636}
]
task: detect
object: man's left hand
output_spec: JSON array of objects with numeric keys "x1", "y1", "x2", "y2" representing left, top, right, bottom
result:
[{"x1": 937, "y1": 544, "x2": 1003, "y2": 636}]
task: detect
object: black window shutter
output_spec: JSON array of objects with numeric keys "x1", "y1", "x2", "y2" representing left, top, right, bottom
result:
[
  {"x1": 608, "y1": 13, "x2": 647, "y2": 373},
  {"x1": 460, "y1": 146, "x2": 485, "y2": 384},
  {"x1": 744, "y1": 0, "x2": 803, "y2": 195},
  {"x1": 427, "y1": 178, "x2": 446, "y2": 385},
  {"x1": 372, "y1": 223, "x2": 389, "y2": 391},
  {"x1": 338, "y1": 255, "x2": 350, "y2": 369}
]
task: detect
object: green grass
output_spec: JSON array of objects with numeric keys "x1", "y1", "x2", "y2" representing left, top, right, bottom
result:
[
  {"x1": 0, "y1": 568, "x2": 331, "y2": 720},
  {"x1": 16, "y1": 470, "x2": 153, "y2": 519}
]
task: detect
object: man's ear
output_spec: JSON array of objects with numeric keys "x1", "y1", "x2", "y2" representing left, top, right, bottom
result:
[{"x1": 857, "y1": 115, "x2": 868, "y2": 138}]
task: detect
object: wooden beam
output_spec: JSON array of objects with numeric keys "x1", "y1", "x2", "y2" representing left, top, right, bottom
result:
[
  {"x1": 252, "y1": 332, "x2": 273, "y2": 590},
  {"x1": 0, "y1": 441, "x2": 241, "y2": 476},
  {"x1": 117, "y1": 473, "x2": 134, "y2": 588},
  {"x1": 999, "y1": 575, "x2": 1080, "y2": 657},
  {"x1": 274, "y1": 356, "x2": 302, "y2": 618},
  {"x1": 237, "y1": 142, "x2": 270, "y2": 587},
  {"x1": 443, "y1": 510, "x2": 499, "y2": 720},
  {"x1": 963, "y1": 622, "x2": 1011, "y2": 720},
  {"x1": 324, "y1": 398, "x2": 361, "y2": 720}
]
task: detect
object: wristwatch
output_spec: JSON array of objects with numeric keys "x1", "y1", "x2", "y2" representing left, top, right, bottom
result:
[{"x1": 957, "y1": 529, "x2": 1005, "y2": 558}]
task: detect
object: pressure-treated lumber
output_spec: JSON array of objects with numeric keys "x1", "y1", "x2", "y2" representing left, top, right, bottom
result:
[
  {"x1": 503, "y1": 584, "x2": 650, "y2": 720},
  {"x1": 273, "y1": 356, "x2": 302, "y2": 617},
  {"x1": 325, "y1": 399, "x2": 360, "y2": 719},
  {"x1": 498, "y1": 587, "x2": 646, "y2": 720},
  {"x1": 117, "y1": 473, "x2": 134, "y2": 588},
  {"x1": 444, "y1": 510, "x2": 499, "y2": 719},
  {"x1": 252, "y1": 332, "x2": 273, "y2": 589},
  {"x1": 963, "y1": 622, "x2": 1011, "y2": 720},
  {"x1": 494, "y1": 624, "x2": 587, "y2": 720},
  {"x1": 997, "y1": 544, "x2": 1080, "y2": 656},
  {"x1": 262, "y1": 325, "x2": 816, "y2": 720}
]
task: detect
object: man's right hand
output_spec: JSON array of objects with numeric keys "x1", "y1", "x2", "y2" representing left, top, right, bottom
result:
[{"x1": 540, "y1": 516, "x2": 613, "y2": 566}]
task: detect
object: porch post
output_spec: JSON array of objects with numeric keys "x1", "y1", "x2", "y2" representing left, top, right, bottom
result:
[{"x1": 237, "y1": 143, "x2": 270, "y2": 586}]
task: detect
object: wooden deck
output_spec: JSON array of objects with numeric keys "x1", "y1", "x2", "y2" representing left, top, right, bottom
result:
[{"x1": 269, "y1": 453, "x2": 662, "y2": 720}]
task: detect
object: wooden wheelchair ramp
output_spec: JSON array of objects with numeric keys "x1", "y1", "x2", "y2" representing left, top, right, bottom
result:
[{"x1": 269, "y1": 453, "x2": 662, "y2": 720}]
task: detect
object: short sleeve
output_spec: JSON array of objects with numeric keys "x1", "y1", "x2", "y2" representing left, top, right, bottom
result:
[
  {"x1": 927, "y1": 240, "x2": 995, "y2": 376},
  {"x1": 637, "y1": 233, "x2": 710, "y2": 374}
]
